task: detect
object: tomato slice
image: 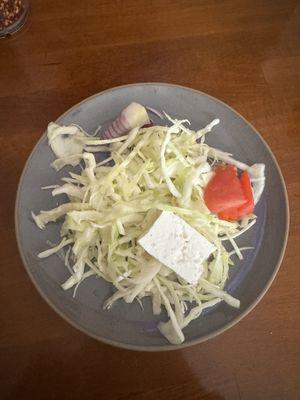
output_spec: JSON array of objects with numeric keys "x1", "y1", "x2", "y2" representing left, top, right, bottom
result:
[
  {"x1": 204, "y1": 165, "x2": 247, "y2": 213},
  {"x1": 218, "y1": 171, "x2": 254, "y2": 220},
  {"x1": 204, "y1": 166, "x2": 255, "y2": 221}
]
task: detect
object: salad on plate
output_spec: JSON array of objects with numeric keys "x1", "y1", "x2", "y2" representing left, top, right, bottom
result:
[{"x1": 32, "y1": 102, "x2": 265, "y2": 344}]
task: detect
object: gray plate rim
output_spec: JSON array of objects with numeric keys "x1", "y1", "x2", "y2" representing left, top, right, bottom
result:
[{"x1": 15, "y1": 82, "x2": 290, "y2": 351}]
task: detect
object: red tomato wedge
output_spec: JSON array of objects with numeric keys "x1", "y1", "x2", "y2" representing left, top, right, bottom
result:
[
  {"x1": 204, "y1": 166, "x2": 254, "y2": 221},
  {"x1": 204, "y1": 165, "x2": 247, "y2": 213}
]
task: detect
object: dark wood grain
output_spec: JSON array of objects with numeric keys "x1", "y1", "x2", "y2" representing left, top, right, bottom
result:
[{"x1": 0, "y1": 1, "x2": 299, "y2": 399}]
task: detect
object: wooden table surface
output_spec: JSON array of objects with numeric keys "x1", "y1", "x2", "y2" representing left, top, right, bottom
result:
[{"x1": 1, "y1": 1, "x2": 299, "y2": 399}]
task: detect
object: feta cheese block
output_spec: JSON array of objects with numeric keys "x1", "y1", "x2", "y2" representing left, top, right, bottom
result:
[{"x1": 138, "y1": 211, "x2": 216, "y2": 285}]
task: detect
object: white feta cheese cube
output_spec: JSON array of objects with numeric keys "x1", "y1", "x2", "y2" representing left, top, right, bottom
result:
[{"x1": 138, "y1": 211, "x2": 216, "y2": 285}]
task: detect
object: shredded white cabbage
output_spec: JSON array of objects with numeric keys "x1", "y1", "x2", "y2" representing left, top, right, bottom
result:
[{"x1": 32, "y1": 113, "x2": 265, "y2": 345}]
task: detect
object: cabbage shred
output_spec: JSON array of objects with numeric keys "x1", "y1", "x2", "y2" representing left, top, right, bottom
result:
[{"x1": 33, "y1": 116, "x2": 259, "y2": 344}]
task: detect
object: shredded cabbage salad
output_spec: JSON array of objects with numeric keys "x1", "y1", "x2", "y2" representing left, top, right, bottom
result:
[{"x1": 32, "y1": 110, "x2": 265, "y2": 344}]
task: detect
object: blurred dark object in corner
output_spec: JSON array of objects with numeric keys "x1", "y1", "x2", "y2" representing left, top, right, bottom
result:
[{"x1": 0, "y1": 0, "x2": 29, "y2": 38}]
